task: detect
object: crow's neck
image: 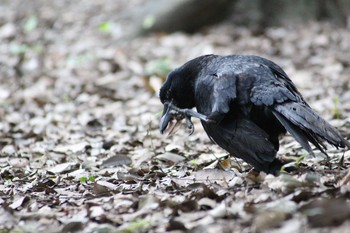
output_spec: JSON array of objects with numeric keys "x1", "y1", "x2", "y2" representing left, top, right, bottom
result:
[
  {"x1": 181, "y1": 54, "x2": 215, "y2": 85},
  {"x1": 176, "y1": 55, "x2": 215, "y2": 109}
]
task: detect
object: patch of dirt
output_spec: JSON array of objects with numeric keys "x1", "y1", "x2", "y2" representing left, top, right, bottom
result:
[{"x1": 1, "y1": 1, "x2": 350, "y2": 232}]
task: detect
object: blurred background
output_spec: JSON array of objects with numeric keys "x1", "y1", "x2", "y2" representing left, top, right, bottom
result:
[
  {"x1": 1, "y1": 0, "x2": 350, "y2": 232},
  {"x1": 1, "y1": 0, "x2": 350, "y2": 147}
]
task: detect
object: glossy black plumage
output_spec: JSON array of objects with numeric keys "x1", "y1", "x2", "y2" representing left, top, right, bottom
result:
[{"x1": 159, "y1": 54, "x2": 350, "y2": 174}]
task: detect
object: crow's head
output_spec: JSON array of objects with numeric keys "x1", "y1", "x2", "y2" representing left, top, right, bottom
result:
[
  {"x1": 160, "y1": 68, "x2": 196, "y2": 108},
  {"x1": 159, "y1": 55, "x2": 215, "y2": 134},
  {"x1": 159, "y1": 67, "x2": 196, "y2": 134}
]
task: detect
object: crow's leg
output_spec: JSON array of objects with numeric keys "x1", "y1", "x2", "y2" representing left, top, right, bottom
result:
[
  {"x1": 168, "y1": 103, "x2": 209, "y2": 122},
  {"x1": 185, "y1": 116, "x2": 195, "y2": 135}
]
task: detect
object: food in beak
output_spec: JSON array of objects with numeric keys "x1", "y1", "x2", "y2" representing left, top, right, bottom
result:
[
  {"x1": 160, "y1": 102, "x2": 195, "y2": 135},
  {"x1": 160, "y1": 103, "x2": 184, "y2": 135}
]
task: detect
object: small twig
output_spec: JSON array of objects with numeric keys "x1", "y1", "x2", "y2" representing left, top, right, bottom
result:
[{"x1": 338, "y1": 169, "x2": 350, "y2": 186}]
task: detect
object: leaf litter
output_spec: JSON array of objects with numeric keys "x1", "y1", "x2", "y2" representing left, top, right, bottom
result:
[{"x1": 1, "y1": 0, "x2": 350, "y2": 232}]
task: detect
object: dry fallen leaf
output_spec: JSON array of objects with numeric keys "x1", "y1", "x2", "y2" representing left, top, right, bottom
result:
[
  {"x1": 2, "y1": 2, "x2": 350, "y2": 232},
  {"x1": 191, "y1": 169, "x2": 236, "y2": 186},
  {"x1": 253, "y1": 210, "x2": 288, "y2": 232},
  {"x1": 156, "y1": 152, "x2": 185, "y2": 164},
  {"x1": 93, "y1": 180, "x2": 118, "y2": 195},
  {"x1": 101, "y1": 154, "x2": 132, "y2": 168},
  {"x1": 48, "y1": 162, "x2": 79, "y2": 174},
  {"x1": 338, "y1": 169, "x2": 350, "y2": 186},
  {"x1": 300, "y1": 198, "x2": 350, "y2": 227},
  {"x1": 9, "y1": 196, "x2": 30, "y2": 210}
]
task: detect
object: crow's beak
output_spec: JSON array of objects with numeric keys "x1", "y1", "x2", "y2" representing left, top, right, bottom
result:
[{"x1": 160, "y1": 103, "x2": 172, "y2": 134}]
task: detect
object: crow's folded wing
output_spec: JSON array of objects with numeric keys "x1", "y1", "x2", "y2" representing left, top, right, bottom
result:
[
  {"x1": 195, "y1": 69, "x2": 280, "y2": 173},
  {"x1": 202, "y1": 117, "x2": 279, "y2": 173},
  {"x1": 195, "y1": 71, "x2": 237, "y2": 116}
]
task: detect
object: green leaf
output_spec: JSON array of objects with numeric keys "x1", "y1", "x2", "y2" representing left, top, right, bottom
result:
[
  {"x1": 190, "y1": 159, "x2": 198, "y2": 165},
  {"x1": 332, "y1": 95, "x2": 341, "y2": 119},
  {"x1": 79, "y1": 177, "x2": 88, "y2": 183},
  {"x1": 146, "y1": 58, "x2": 172, "y2": 77},
  {"x1": 10, "y1": 44, "x2": 29, "y2": 55},
  {"x1": 79, "y1": 176, "x2": 95, "y2": 183},
  {"x1": 125, "y1": 219, "x2": 152, "y2": 233},
  {"x1": 281, "y1": 154, "x2": 306, "y2": 172},
  {"x1": 155, "y1": 110, "x2": 163, "y2": 117},
  {"x1": 295, "y1": 154, "x2": 306, "y2": 166},
  {"x1": 9, "y1": 44, "x2": 44, "y2": 55},
  {"x1": 23, "y1": 16, "x2": 38, "y2": 33},
  {"x1": 98, "y1": 22, "x2": 112, "y2": 33},
  {"x1": 143, "y1": 15, "x2": 156, "y2": 29}
]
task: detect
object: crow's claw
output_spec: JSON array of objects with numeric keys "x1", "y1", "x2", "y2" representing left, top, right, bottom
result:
[
  {"x1": 185, "y1": 116, "x2": 195, "y2": 135},
  {"x1": 167, "y1": 102, "x2": 209, "y2": 122},
  {"x1": 161, "y1": 101, "x2": 209, "y2": 135}
]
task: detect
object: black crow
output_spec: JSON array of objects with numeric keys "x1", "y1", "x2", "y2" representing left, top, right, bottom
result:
[{"x1": 159, "y1": 54, "x2": 350, "y2": 175}]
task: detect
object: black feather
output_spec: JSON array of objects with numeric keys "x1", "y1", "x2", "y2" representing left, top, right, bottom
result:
[{"x1": 159, "y1": 54, "x2": 350, "y2": 174}]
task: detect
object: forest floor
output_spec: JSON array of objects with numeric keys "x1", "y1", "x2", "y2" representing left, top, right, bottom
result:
[{"x1": 1, "y1": 1, "x2": 350, "y2": 232}]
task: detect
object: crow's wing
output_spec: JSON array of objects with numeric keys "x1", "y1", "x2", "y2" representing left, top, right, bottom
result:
[
  {"x1": 195, "y1": 71, "x2": 237, "y2": 115},
  {"x1": 248, "y1": 64, "x2": 350, "y2": 153},
  {"x1": 195, "y1": 71, "x2": 280, "y2": 173},
  {"x1": 202, "y1": 117, "x2": 280, "y2": 174}
]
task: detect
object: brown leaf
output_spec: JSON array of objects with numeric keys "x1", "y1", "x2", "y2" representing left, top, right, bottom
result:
[
  {"x1": 166, "y1": 219, "x2": 187, "y2": 231},
  {"x1": 156, "y1": 152, "x2": 185, "y2": 164},
  {"x1": 48, "y1": 162, "x2": 79, "y2": 174},
  {"x1": 197, "y1": 197, "x2": 217, "y2": 209},
  {"x1": 254, "y1": 210, "x2": 288, "y2": 232},
  {"x1": 191, "y1": 169, "x2": 236, "y2": 186},
  {"x1": 0, "y1": 205, "x2": 17, "y2": 229},
  {"x1": 8, "y1": 157, "x2": 29, "y2": 168},
  {"x1": 93, "y1": 181, "x2": 118, "y2": 195},
  {"x1": 338, "y1": 169, "x2": 350, "y2": 186},
  {"x1": 89, "y1": 206, "x2": 105, "y2": 219},
  {"x1": 9, "y1": 196, "x2": 30, "y2": 210},
  {"x1": 300, "y1": 198, "x2": 350, "y2": 227},
  {"x1": 53, "y1": 142, "x2": 88, "y2": 154},
  {"x1": 101, "y1": 154, "x2": 132, "y2": 168},
  {"x1": 61, "y1": 222, "x2": 84, "y2": 233}
]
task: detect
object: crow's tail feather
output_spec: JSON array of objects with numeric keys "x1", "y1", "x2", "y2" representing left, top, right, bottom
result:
[{"x1": 273, "y1": 102, "x2": 350, "y2": 154}]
